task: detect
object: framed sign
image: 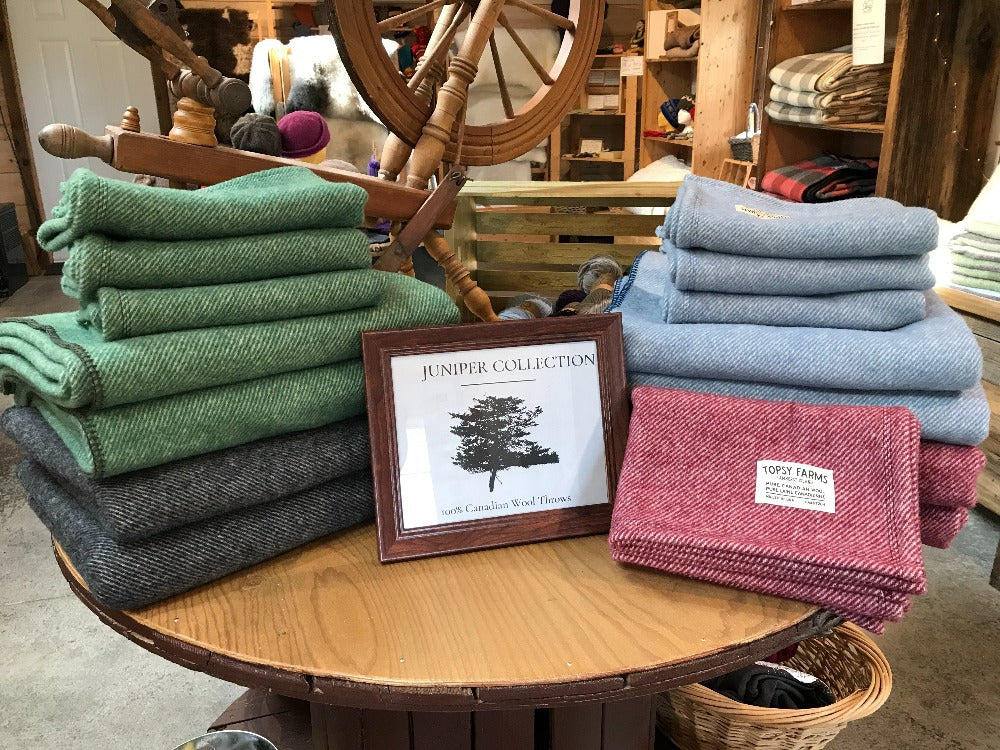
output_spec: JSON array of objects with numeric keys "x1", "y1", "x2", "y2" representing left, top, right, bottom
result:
[{"x1": 362, "y1": 315, "x2": 629, "y2": 563}]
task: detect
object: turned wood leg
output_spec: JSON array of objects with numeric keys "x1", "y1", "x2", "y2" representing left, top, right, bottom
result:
[{"x1": 422, "y1": 231, "x2": 498, "y2": 322}]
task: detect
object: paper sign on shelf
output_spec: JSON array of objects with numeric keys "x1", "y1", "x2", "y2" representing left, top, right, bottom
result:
[
  {"x1": 852, "y1": 0, "x2": 886, "y2": 65},
  {"x1": 620, "y1": 56, "x2": 644, "y2": 76}
]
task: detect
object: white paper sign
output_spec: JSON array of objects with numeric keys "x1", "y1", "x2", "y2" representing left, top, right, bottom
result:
[
  {"x1": 390, "y1": 341, "x2": 609, "y2": 530},
  {"x1": 620, "y1": 56, "x2": 644, "y2": 77},
  {"x1": 852, "y1": 0, "x2": 886, "y2": 66},
  {"x1": 755, "y1": 460, "x2": 836, "y2": 513}
]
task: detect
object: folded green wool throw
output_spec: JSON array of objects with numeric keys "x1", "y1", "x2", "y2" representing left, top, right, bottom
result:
[
  {"x1": 37, "y1": 167, "x2": 367, "y2": 253},
  {"x1": 0, "y1": 272, "x2": 458, "y2": 409},
  {"x1": 952, "y1": 273, "x2": 1000, "y2": 293},
  {"x1": 77, "y1": 268, "x2": 387, "y2": 340},
  {"x1": 61, "y1": 228, "x2": 372, "y2": 302},
  {"x1": 18, "y1": 359, "x2": 368, "y2": 476}
]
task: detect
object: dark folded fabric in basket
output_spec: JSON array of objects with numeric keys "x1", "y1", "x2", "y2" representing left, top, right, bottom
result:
[
  {"x1": 19, "y1": 459, "x2": 374, "y2": 611},
  {"x1": 1, "y1": 406, "x2": 370, "y2": 541},
  {"x1": 701, "y1": 662, "x2": 836, "y2": 709}
]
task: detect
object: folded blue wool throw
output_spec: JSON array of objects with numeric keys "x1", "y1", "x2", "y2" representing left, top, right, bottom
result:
[
  {"x1": 61, "y1": 228, "x2": 373, "y2": 304},
  {"x1": 1, "y1": 406, "x2": 370, "y2": 541},
  {"x1": 665, "y1": 243, "x2": 935, "y2": 295},
  {"x1": 18, "y1": 459, "x2": 374, "y2": 611},
  {"x1": 661, "y1": 175, "x2": 938, "y2": 258},
  {"x1": 627, "y1": 373, "x2": 989, "y2": 446},
  {"x1": 608, "y1": 252, "x2": 982, "y2": 393},
  {"x1": 0, "y1": 272, "x2": 457, "y2": 409},
  {"x1": 37, "y1": 167, "x2": 367, "y2": 253},
  {"x1": 664, "y1": 286, "x2": 926, "y2": 329}
]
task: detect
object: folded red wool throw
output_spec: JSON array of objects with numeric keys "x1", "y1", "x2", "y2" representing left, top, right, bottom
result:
[
  {"x1": 919, "y1": 441, "x2": 985, "y2": 509},
  {"x1": 609, "y1": 387, "x2": 926, "y2": 631},
  {"x1": 920, "y1": 505, "x2": 969, "y2": 549}
]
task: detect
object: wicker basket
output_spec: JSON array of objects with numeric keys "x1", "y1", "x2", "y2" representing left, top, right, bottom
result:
[
  {"x1": 729, "y1": 133, "x2": 760, "y2": 163},
  {"x1": 657, "y1": 623, "x2": 892, "y2": 750}
]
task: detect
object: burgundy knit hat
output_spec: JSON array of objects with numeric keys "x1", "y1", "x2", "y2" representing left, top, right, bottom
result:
[{"x1": 277, "y1": 110, "x2": 330, "y2": 158}]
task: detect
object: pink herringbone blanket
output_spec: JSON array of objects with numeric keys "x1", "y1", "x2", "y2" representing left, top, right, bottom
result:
[
  {"x1": 609, "y1": 387, "x2": 926, "y2": 631},
  {"x1": 920, "y1": 505, "x2": 969, "y2": 549},
  {"x1": 919, "y1": 442, "x2": 985, "y2": 509}
]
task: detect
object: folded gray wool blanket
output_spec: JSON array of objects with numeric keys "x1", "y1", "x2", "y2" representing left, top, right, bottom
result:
[
  {"x1": 661, "y1": 175, "x2": 938, "y2": 258},
  {"x1": 627, "y1": 373, "x2": 990, "y2": 446},
  {"x1": 664, "y1": 286, "x2": 926, "y2": 330},
  {"x1": 951, "y1": 233, "x2": 1000, "y2": 255},
  {"x1": 608, "y1": 251, "x2": 982, "y2": 394},
  {"x1": 1, "y1": 406, "x2": 370, "y2": 541},
  {"x1": 19, "y1": 459, "x2": 374, "y2": 611},
  {"x1": 666, "y1": 242, "x2": 934, "y2": 295}
]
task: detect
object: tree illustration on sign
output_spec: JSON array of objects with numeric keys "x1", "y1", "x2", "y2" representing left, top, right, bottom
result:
[{"x1": 449, "y1": 395, "x2": 560, "y2": 492}]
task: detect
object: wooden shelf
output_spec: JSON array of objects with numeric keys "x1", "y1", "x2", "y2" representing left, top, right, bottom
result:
[
  {"x1": 569, "y1": 110, "x2": 625, "y2": 117},
  {"x1": 643, "y1": 135, "x2": 694, "y2": 148},
  {"x1": 936, "y1": 285, "x2": 1000, "y2": 323},
  {"x1": 770, "y1": 120, "x2": 886, "y2": 134},
  {"x1": 564, "y1": 157, "x2": 626, "y2": 163},
  {"x1": 783, "y1": 0, "x2": 901, "y2": 10},
  {"x1": 647, "y1": 55, "x2": 699, "y2": 63}
]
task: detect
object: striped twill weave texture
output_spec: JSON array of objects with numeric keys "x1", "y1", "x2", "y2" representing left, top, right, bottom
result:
[
  {"x1": 77, "y1": 268, "x2": 388, "y2": 340},
  {"x1": 918, "y1": 442, "x2": 986, "y2": 510},
  {"x1": 919, "y1": 505, "x2": 970, "y2": 549},
  {"x1": 19, "y1": 459, "x2": 374, "y2": 611},
  {"x1": 0, "y1": 272, "x2": 458, "y2": 409},
  {"x1": 608, "y1": 386, "x2": 925, "y2": 632},
  {"x1": 666, "y1": 244, "x2": 935, "y2": 296},
  {"x1": 36, "y1": 167, "x2": 368, "y2": 253},
  {"x1": 661, "y1": 175, "x2": 937, "y2": 258},
  {"x1": 61, "y1": 228, "x2": 372, "y2": 303},
  {"x1": 1, "y1": 407, "x2": 371, "y2": 542}
]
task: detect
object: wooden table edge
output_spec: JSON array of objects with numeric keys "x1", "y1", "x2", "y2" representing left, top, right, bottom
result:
[{"x1": 54, "y1": 545, "x2": 840, "y2": 711}]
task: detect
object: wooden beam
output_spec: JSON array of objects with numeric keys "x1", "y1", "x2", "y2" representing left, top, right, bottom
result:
[{"x1": 0, "y1": 0, "x2": 49, "y2": 272}]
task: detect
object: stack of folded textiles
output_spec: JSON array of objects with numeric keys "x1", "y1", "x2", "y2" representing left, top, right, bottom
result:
[
  {"x1": 767, "y1": 46, "x2": 892, "y2": 126},
  {"x1": 609, "y1": 387, "x2": 927, "y2": 633},
  {"x1": 2, "y1": 166, "x2": 460, "y2": 609},
  {"x1": 948, "y1": 167, "x2": 1000, "y2": 295},
  {"x1": 760, "y1": 153, "x2": 879, "y2": 203},
  {"x1": 608, "y1": 175, "x2": 990, "y2": 550}
]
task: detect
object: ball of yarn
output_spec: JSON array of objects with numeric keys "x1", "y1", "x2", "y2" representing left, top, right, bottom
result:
[
  {"x1": 578, "y1": 255, "x2": 623, "y2": 293},
  {"x1": 498, "y1": 293, "x2": 554, "y2": 320},
  {"x1": 230, "y1": 113, "x2": 282, "y2": 157}
]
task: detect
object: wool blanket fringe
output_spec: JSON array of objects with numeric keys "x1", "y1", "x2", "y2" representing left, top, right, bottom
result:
[
  {"x1": 18, "y1": 459, "x2": 374, "y2": 611},
  {"x1": 37, "y1": 167, "x2": 368, "y2": 253},
  {"x1": 1, "y1": 406, "x2": 371, "y2": 541},
  {"x1": 0, "y1": 272, "x2": 458, "y2": 410},
  {"x1": 77, "y1": 268, "x2": 388, "y2": 341}
]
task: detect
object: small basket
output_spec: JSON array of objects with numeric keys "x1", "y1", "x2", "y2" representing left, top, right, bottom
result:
[
  {"x1": 657, "y1": 623, "x2": 892, "y2": 750},
  {"x1": 729, "y1": 133, "x2": 760, "y2": 163}
]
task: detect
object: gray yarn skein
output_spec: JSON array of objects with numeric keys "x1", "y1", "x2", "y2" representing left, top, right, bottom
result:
[
  {"x1": 578, "y1": 255, "x2": 623, "y2": 293},
  {"x1": 498, "y1": 294, "x2": 554, "y2": 320}
]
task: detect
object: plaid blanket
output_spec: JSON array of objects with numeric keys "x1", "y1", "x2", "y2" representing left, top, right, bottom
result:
[
  {"x1": 770, "y1": 83, "x2": 889, "y2": 110},
  {"x1": 769, "y1": 50, "x2": 893, "y2": 92},
  {"x1": 760, "y1": 153, "x2": 879, "y2": 203},
  {"x1": 766, "y1": 101, "x2": 885, "y2": 126}
]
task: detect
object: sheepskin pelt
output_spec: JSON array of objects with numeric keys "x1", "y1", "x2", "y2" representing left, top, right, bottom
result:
[{"x1": 179, "y1": 8, "x2": 254, "y2": 80}]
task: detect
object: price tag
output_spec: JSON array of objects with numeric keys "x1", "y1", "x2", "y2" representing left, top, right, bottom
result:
[
  {"x1": 620, "y1": 56, "x2": 644, "y2": 77},
  {"x1": 853, "y1": 0, "x2": 886, "y2": 65}
]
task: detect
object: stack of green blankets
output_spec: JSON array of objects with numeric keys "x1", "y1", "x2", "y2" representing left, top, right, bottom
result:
[{"x1": 3, "y1": 166, "x2": 460, "y2": 610}]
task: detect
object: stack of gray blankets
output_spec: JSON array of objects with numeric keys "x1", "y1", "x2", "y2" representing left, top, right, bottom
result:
[
  {"x1": 767, "y1": 47, "x2": 892, "y2": 126},
  {"x1": 3, "y1": 167, "x2": 461, "y2": 611},
  {"x1": 608, "y1": 175, "x2": 990, "y2": 449},
  {"x1": 948, "y1": 166, "x2": 1000, "y2": 296}
]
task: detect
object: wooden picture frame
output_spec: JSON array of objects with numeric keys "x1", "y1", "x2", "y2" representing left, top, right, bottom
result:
[{"x1": 362, "y1": 315, "x2": 629, "y2": 563}]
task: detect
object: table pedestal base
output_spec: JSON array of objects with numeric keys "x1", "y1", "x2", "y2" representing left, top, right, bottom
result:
[{"x1": 212, "y1": 690, "x2": 663, "y2": 750}]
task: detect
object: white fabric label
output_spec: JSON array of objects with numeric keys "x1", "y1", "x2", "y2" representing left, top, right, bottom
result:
[
  {"x1": 755, "y1": 461, "x2": 835, "y2": 513},
  {"x1": 853, "y1": 0, "x2": 887, "y2": 65}
]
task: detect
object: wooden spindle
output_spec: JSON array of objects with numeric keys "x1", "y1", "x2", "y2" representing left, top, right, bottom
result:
[
  {"x1": 120, "y1": 107, "x2": 140, "y2": 132},
  {"x1": 37, "y1": 124, "x2": 114, "y2": 164},
  {"x1": 422, "y1": 231, "x2": 498, "y2": 322}
]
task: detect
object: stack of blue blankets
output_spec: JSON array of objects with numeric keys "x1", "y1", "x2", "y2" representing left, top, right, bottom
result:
[{"x1": 609, "y1": 176, "x2": 990, "y2": 447}]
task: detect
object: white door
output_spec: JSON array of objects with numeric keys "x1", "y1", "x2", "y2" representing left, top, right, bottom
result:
[{"x1": 8, "y1": 0, "x2": 159, "y2": 218}]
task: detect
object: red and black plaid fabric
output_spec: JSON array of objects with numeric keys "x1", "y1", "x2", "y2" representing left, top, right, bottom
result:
[{"x1": 761, "y1": 153, "x2": 879, "y2": 203}]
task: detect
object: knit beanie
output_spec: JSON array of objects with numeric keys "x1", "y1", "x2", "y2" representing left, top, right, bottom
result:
[
  {"x1": 230, "y1": 113, "x2": 282, "y2": 156},
  {"x1": 278, "y1": 110, "x2": 331, "y2": 158}
]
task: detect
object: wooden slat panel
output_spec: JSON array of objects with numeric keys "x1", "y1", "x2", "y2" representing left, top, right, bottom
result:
[
  {"x1": 602, "y1": 695, "x2": 655, "y2": 750},
  {"x1": 322, "y1": 705, "x2": 364, "y2": 750},
  {"x1": 938, "y1": 285, "x2": 1000, "y2": 323},
  {"x1": 476, "y1": 269, "x2": 580, "y2": 294},
  {"x1": 363, "y1": 709, "x2": 411, "y2": 750},
  {"x1": 977, "y1": 380, "x2": 1000, "y2": 517},
  {"x1": 959, "y1": 313, "x2": 1000, "y2": 385},
  {"x1": 478, "y1": 212, "x2": 663, "y2": 237},
  {"x1": 550, "y1": 703, "x2": 602, "y2": 750},
  {"x1": 411, "y1": 711, "x2": 471, "y2": 750},
  {"x1": 473, "y1": 709, "x2": 534, "y2": 750},
  {"x1": 478, "y1": 241, "x2": 651, "y2": 267},
  {"x1": 460, "y1": 180, "x2": 680, "y2": 204}
]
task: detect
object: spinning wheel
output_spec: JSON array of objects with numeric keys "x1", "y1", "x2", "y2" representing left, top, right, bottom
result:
[{"x1": 331, "y1": 0, "x2": 605, "y2": 182}]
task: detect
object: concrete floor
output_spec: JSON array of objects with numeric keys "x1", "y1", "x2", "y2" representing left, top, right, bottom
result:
[{"x1": 1, "y1": 279, "x2": 999, "y2": 750}]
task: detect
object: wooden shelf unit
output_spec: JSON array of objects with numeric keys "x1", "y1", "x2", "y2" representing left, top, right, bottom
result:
[
  {"x1": 756, "y1": 0, "x2": 1000, "y2": 220},
  {"x1": 639, "y1": 0, "x2": 758, "y2": 179}
]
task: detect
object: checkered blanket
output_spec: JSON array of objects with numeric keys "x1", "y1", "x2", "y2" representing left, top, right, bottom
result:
[
  {"x1": 770, "y1": 83, "x2": 889, "y2": 110},
  {"x1": 766, "y1": 101, "x2": 885, "y2": 126},
  {"x1": 769, "y1": 50, "x2": 893, "y2": 92},
  {"x1": 760, "y1": 153, "x2": 879, "y2": 203}
]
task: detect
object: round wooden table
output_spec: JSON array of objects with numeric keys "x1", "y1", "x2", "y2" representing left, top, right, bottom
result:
[{"x1": 56, "y1": 524, "x2": 834, "y2": 750}]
